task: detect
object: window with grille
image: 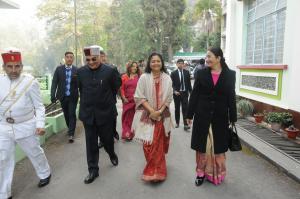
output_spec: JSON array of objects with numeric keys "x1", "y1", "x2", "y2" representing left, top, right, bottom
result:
[{"x1": 245, "y1": 0, "x2": 286, "y2": 64}]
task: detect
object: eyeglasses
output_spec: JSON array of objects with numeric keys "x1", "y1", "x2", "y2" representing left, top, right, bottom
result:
[{"x1": 86, "y1": 57, "x2": 97, "y2": 62}]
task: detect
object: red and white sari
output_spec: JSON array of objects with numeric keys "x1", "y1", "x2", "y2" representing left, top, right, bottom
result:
[{"x1": 132, "y1": 72, "x2": 173, "y2": 182}]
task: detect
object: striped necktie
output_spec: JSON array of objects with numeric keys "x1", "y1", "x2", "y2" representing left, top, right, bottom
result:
[{"x1": 65, "y1": 67, "x2": 72, "y2": 96}]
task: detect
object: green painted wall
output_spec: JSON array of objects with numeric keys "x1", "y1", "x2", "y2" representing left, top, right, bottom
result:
[
  {"x1": 46, "y1": 112, "x2": 67, "y2": 134},
  {"x1": 37, "y1": 74, "x2": 52, "y2": 105}
]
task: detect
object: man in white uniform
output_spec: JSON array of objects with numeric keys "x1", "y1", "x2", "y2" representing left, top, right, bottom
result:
[{"x1": 0, "y1": 48, "x2": 51, "y2": 199}]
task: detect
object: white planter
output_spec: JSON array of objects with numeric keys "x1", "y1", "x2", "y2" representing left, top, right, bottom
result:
[{"x1": 270, "y1": 123, "x2": 281, "y2": 131}]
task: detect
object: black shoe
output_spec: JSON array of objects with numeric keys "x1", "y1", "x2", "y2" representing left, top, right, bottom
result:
[
  {"x1": 68, "y1": 135, "x2": 74, "y2": 143},
  {"x1": 8, "y1": 197, "x2": 12, "y2": 199},
  {"x1": 98, "y1": 141, "x2": 104, "y2": 149},
  {"x1": 175, "y1": 124, "x2": 179, "y2": 128},
  {"x1": 184, "y1": 126, "x2": 189, "y2": 131},
  {"x1": 84, "y1": 172, "x2": 99, "y2": 184},
  {"x1": 38, "y1": 174, "x2": 51, "y2": 187},
  {"x1": 114, "y1": 132, "x2": 120, "y2": 141},
  {"x1": 195, "y1": 176, "x2": 205, "y2": 186},
  {"x1": 110, "y1": 153, "x2": 118, "y2": 166}
]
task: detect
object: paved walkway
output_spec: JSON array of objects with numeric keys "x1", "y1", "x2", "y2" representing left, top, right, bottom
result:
[{"x1": 12, "y1": 101, "x2": 300, "y2": 199}]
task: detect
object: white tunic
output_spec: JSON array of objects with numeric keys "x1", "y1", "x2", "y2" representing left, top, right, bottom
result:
[
  {"x1": 0, "y1": 73, "x2": 45, "y2": 139},
  {"x1": 0, "y1": 73, "x2": 50, "y2": 198}
]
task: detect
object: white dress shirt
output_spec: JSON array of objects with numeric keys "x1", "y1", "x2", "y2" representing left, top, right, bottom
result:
[{"x1": 177, "y1": 69, "x2": 186, "y2": 91}]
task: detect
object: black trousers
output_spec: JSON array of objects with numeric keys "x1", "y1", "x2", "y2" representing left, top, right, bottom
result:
[
  {"x1": 174, "y1": 91, "x2": 189, "y2": 126},
  {"x1": 99, "y1": 109, "x2": 117, "y2": 143},
  {"x1": 113, "y1": 103, "x2": 118, "y2": 136},
  {"x1": 60, "y1": 97, "x2": 78, "y2": 136},
  {"x1": 83, "y1": 120, "x2": 115, "y2": 174},
  {"x1": 113, "y1": 116, "x2": 118, "y2": 135}
]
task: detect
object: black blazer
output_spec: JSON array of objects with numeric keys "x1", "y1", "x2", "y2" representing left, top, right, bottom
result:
[
  {"x1": 77, "y1": 64, "x2": 121, "y2": 125},
  {"x1": 170, "y1": 69, "x2": 192, "y2": 93},
  {"x1": 51, "y1": 65, "x2": 79, "y2": 102},
  {"x1": 187, "y1": 67, "x2": 237, "y2": 154}
]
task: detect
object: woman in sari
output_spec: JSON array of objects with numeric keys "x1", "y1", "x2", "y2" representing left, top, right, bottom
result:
[
  {"x1": 132, "y1": 52, "x2": 173, "y2": 182},
  {"x1": 187, "y1": 47, "x2": 237, "y2": 186},
  {"x1": 120, "y1": 62, "x2": 140, "y2": 141}
]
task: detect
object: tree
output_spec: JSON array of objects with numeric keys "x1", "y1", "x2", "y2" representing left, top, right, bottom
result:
[
  {"x1": 0, "y1": 23, "x2": 51, "y2": 76},
  {"x1": 106, "y1": 0, "x2": 152, "y2": 67},
  {"x1": 142, "y1": 0, "x2": 186, "y2": 62},
  {"x1": 36, "y1": 0, "x2": 198, "y2": 69},
  {"x1": 193, "y1": 31, "x2": 221, "y2": 52},
  {"x1": 37, "y1": 0, "x2": 110, "y2": 70},
  {"x1": 175, "y1": 7, "x2": 195, "y2": 52},
  {"x1": 194, "y1": 0, "x2": 222, "y2": 49}
]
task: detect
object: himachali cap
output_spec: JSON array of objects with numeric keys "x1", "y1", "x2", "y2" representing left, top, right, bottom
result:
[
  {"x1": 83, "y1": 45, "x2": 103, "y2": 56},
  {"x1": 1, "y1": 47, "x2": 22, "y2": 64}
]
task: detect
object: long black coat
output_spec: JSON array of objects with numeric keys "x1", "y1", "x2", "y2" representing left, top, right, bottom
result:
[
  {"x1": 51, "y1": 65, "x2": 79, "y2": 102},
  {"x1": 77, "y1": 64, "x2": 121, "y2": 125},
  {"x1": 187, "y1": 67, "x2": 237, "y2": 154}
]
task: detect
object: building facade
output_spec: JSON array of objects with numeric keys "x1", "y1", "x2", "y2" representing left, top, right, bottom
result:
[{"x1": 223, "y1": 0, "x2": 300, "y2": 126}]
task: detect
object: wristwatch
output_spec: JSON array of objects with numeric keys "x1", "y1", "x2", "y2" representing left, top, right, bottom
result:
[{"x1": 158, "y1": 109, "x2": 163, "y2": 115}]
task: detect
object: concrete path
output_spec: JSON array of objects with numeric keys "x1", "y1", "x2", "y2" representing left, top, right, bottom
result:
[{"x1": 12, "y1": 101, "x2": 300, "y2": 199}]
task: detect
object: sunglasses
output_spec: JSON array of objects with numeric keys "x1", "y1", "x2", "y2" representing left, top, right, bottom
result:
[{"x1": 86, "y1": 57, "x2": 97, "y2": 62}]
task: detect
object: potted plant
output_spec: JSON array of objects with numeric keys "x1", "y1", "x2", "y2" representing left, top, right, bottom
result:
[
  {"x1": 237, "y1": 99, "x2": 253, "y2": 118},
  {"x1": 265, "y1": 112, "x2": 282, "y2": 131},
  {"x1": 281, "y1": 112, "x2": 293, "y2": 128},
  {"x1": 285, "y1": 125, "x2": 299, "y2": 139},
  {"x1": 254, "y1": 113, "x2": 264, "y2": 123}
]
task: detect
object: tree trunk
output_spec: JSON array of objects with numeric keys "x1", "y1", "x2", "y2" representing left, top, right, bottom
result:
[
  {"x1": 159, "y1": 32, "x2": 163, "y2": 53},
  {"x1": 168, "y1": 43, "x2": 173, "y2": 63},
  {"x1": 206, "y1": 30, "x2": 210, "y2": 50}
]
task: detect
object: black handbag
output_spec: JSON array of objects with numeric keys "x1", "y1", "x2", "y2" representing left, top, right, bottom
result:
[{"x1": 228, "y1": 123, "x2": 242, "y2": 151}]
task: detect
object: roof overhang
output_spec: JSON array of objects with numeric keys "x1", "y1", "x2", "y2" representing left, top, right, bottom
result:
[
  {"x1": 0, "y1": 0, "x2": 19, "y2": 9},
  {"x1": 173, "y1": 52, "x2": 206, "y2": 61}
]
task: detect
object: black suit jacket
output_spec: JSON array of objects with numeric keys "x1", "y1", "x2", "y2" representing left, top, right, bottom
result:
[
  {"x1": 106, "y1": 63, "x2": 120, "y2": 104},
  {"x1": 187, "y1": 67, "x2": 237, "y2": 153},
  {"x1": 51, "y1": 65, "x2": 79, "y2": 102},
  {"x1": 170, "y1": 69, "x2": 192, "y2": 93},
  {"x1": 77, "y1": 64, "x2": 121, "y2": 125}
]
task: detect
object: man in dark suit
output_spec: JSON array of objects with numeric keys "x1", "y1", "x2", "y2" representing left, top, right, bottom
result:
[
  {"x1": 78, "y1": 46, "x2": 121, "y2": 184},
  {"x1": 51, "y1": 52, "x2": 78, "y2": 143},
  {"x1": 193, "y1": 58, "x2": 206, "y2": 78},
  {"x1": 171, "y1": 59, "x2": 192, "y2": 131}
]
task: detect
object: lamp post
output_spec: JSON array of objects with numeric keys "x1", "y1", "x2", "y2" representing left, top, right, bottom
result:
[{"x1": 74, "y1": 0, "x2": 78, "y2": 66}]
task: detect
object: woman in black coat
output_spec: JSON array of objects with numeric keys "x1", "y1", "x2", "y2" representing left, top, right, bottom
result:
[{"x1": 186, "y1": 47, "x2": 237, "y2": 186}]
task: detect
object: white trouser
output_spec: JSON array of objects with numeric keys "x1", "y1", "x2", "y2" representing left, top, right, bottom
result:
[{"x1": 0, "y1": 133, "x2": 51, "y2": 199}]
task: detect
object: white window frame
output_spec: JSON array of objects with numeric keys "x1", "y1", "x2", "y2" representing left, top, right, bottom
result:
[{"x1": 246, "y1": 0, "x2": 286, "y2": 64}]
